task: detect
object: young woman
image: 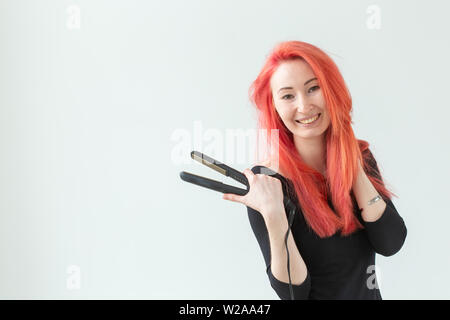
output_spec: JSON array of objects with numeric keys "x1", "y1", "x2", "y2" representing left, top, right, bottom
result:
[{"x1": 222, "y1": 41, "x2": 407, "y2": 300}]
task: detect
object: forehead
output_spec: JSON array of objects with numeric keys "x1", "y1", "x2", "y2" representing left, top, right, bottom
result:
[{"x1": 270, "y1": 59, "x2": 315, "y2": 89}]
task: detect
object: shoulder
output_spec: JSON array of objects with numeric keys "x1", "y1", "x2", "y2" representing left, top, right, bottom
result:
[{"x1": 362, "y1": 147, "x2": 382, "y2": 178}]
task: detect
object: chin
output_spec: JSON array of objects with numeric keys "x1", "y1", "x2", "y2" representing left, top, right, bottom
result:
[{"x1": 293, "y1": 125, "x2": 327, "y2": 137}]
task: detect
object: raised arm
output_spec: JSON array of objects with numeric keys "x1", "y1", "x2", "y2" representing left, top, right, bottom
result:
[
  {"x1": 355, "y1": 149, "x2": 407, "y2": 257},
  {"x1": 246, "y1": 166, "x2": 311, "y2": 300}
]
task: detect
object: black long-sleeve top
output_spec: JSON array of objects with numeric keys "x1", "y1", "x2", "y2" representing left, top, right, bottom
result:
[{"x1": 247, "y1": 155, "x2": 407, "y2": 300}]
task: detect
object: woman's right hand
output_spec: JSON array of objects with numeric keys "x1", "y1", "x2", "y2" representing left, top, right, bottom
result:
[{"x1": 222, "y1": 168, "x2": 286, "y2": 224}]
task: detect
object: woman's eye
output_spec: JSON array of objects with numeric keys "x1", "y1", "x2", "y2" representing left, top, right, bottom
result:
[
  {"x1": 308, "y1": 85, "x2": 320, "y2": 93},
  {"x1": 282, "y1": 86, "x2": 319, "y2": 100}
]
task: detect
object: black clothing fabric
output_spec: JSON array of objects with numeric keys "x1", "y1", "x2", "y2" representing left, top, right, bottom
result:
[{"x1": 247, "y1": 153, "x2": 407, "y2": 300}]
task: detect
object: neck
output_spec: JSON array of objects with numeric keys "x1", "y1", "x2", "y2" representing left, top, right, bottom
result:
[{"x1": 293, "y1": 134, "x2": 327, "y2": 176}]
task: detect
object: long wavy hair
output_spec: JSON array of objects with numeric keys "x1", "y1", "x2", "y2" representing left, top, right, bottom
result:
[{"x1": 248, "y1": 40, "x2": 397, "y2": 238}]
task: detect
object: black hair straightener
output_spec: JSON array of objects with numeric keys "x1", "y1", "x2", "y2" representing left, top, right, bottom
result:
[
  {"x1": 180, "y1": 151, "x2": 298, "y2": 208},
  {"x1": 179, "y1": 151, "x2": 249, "y2": 196},
  {"x1": 179, "y1": 150, "x2": 298, "y2": 300}
]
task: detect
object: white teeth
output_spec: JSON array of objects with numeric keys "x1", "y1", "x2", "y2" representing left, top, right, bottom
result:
[{"x1": 298, "y1": 114, "x2": 320, "y2": 124}]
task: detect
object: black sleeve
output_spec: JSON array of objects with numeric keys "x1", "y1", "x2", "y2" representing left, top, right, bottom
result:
[
  {"x1": 246, "y1": 166, "x2": 311, "y2": 300},
  {"x1": 361, "y1": 150, "x2": 408, "y2": 257}
]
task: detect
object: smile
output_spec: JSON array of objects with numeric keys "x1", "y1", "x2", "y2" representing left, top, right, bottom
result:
[{"x1": 295, "y1": 113, "x2": 321, "y2": 124}]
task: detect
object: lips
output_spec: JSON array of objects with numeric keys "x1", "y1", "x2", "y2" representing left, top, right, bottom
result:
[{"x1": 295, "y1": 113, "x2": 321, "y2": 123}]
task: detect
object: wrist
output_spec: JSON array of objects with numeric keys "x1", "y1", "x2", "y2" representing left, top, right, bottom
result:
[
  {"x1": 265, "y1": 214, "x2": 289, "y2": 243},
  {"x1": 262, "y1": 206, "x2": 288, "y2": 227}
]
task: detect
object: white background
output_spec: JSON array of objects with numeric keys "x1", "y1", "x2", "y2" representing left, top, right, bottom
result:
[{"x1": 0, "y1": 0, "x2": 448, "y2": 299}]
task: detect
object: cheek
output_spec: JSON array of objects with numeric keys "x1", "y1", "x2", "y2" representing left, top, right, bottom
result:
[
  {"x1": 276, "y1": 108, "x2": 291, "y2": 122},
  {"x1": 322, "y1": 112, "x2": 331, "y2": 126}
]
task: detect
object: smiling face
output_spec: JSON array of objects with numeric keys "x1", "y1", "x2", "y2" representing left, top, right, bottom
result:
[{"x1": 270, "y1": 59, "x2": 331, "y2": 140}]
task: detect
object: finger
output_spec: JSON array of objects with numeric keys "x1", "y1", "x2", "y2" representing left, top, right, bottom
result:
[
  {"x1": 222, "y1": 193, "x2": 244, "y2": 204},
  {"x1": 242, "y1": 168, "x2": 255, "y2": 181}
]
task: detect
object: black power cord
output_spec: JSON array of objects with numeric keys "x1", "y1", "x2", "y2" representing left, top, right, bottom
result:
[{"x1": 283, "y1": 198, "x2": 297, "y2": 300}]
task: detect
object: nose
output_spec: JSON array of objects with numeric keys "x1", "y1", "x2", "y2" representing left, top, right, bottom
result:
[
  {"x1": 294, "y1": 94, "x2": 313, "y2": 113},
  {"x1": 296, "y1": 103, "x2": 314, "y2": 114}
]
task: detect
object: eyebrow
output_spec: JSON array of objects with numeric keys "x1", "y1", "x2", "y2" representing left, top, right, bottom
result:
[{"x1": 277, "y1": 77, "x2": 317, "y2": 93}]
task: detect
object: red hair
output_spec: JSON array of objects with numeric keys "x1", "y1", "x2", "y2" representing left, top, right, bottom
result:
[{"x1": 248, "y1": 40, "x2": 397, "y2": 238}]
